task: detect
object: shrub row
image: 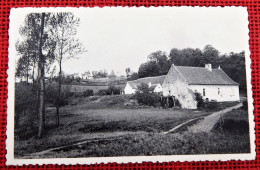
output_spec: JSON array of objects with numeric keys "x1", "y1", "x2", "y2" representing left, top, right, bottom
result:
[
  {"x1": 97, "y1": 86, "x2": 121, "y2": 96},
  {"x1": 132, "y1": 91, "x2": 226, "y2": 110},
  {"x1": 132, "y1": 92, "x2": 161, "y2": 107}
]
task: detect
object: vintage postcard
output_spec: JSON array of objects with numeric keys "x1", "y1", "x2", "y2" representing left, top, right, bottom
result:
[{"x1": 6, "y1": 7, "x2": 255, "y2": 165}]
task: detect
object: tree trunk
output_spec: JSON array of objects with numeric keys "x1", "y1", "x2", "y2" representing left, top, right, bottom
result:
[
  {"x1": 32, "y1": 61, "x2": 35, "y2": 86},
  {"x1": 26, "y1": 55, "x2": 29, "y2": 85},
  {"x1": 56, "y1": 25, "x2": 64, "y2": 127},
  {"x1": 172, "y1": 97, "x2": 176, "y2": 107},
  {"x1": 38, "y1": 13, "x2": 46, "y2": 138},
  {"x1": 57, "y1": 59, "x2": 62, "y2": 127},
  {"x1": 56, "y1": 106, "x2": 59, "y2": 126}
]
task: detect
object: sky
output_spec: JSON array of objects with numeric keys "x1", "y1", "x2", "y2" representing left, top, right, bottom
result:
[{"x1": 10, "y1": 7, "x2": 249, "y2": 76}]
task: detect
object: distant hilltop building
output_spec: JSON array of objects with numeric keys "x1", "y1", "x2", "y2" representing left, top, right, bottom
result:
[
  {"x1": 124, "y1": 64, "x2": 240, "y2": 109},
  {"x1": 67, "y1": 71, "x2": 94, "y2": 79},
  {"x1": 82, "y1": 71, "x2": 94, "y2": 79}
]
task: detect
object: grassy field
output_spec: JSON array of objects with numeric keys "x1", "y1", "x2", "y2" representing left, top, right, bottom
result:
[
  {"x1": 14, "y1": 95, "x2": 250, "y2": 158},
  {"x1": 62, "y1": 84, "x2": 125, "y2": 94}
]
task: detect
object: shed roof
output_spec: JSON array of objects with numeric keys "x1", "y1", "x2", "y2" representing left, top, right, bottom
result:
[
  {"x1": 127, "y1": 75, "x2": 166, "y2": 89},
  {"x1": 175, "y1": 66, "x2": 239, "y2": 85}
]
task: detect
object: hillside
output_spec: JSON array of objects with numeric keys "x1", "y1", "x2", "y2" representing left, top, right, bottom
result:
[{"x1": 80, "y1": 77, "x2": 127, "y2": 86}]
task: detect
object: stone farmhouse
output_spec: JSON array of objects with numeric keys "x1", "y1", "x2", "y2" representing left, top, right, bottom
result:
[{"x1": 124, "y1": 64, "x2": 239, "y2": 109}]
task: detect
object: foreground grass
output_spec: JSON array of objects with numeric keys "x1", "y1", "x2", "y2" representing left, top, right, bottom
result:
[
  {"x1": 15, "y1": 106, "x2": 208, "y2": 157},
  {"x1": 21, "y1": 131, "x2": 250, "y2": 158},
  {"x1": 14, "y1": 96, "x2": 249, "y2": 158}
]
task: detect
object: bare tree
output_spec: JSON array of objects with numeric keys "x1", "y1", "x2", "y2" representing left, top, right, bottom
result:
[{"x1": 50, "y1": 12, "x2": 86, "y2": 126}]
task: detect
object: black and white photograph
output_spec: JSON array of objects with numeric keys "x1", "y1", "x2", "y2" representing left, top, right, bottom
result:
[{"x1": 6, "y1": 7, "x2": 255, "y2": 165}]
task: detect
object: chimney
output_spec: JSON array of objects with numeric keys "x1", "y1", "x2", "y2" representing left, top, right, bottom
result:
[{"x1": 205, "y1": 64, "x2": 212, "y2": 71}]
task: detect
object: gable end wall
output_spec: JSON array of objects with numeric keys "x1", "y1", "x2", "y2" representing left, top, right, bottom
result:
[{"x1": 162, "y1": 65, "x2": 187, "y2": 96}]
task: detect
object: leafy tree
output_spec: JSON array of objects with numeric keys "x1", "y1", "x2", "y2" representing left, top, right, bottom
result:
[
  {"x1": 125, "y1": 67, "x2": 131, "y2": 78},
  {"x1": 138, "y1": 51, "x2": 171, "y2": 78},
  {"x1": 218, "y1": 51, "x2": 246, "y2": 90},
  {"x1": 92, "y1": 70, "x2": 108, "y2": 78},
  {"x1": 108, "y1": 70, "x2": 117, "y2": 79},
  {"x1": 169, "y1": 48, "x2": 204, "y2": 67},
  {"x1": 17, "y1": 13, "x2": 56, "y2": 85},
  {"x1": 127, "y1": 72, "x2": 139, "y2": 81},
  {"x1": 148, "y1": 51, "x2": 171, "y2": 75},
  {"x1": 49, "y1": 12, "x2": 86, "y2": 126},
  {"x1": 15, "y1": 55, "x2": 31, "y2": 83},
  {"x1": 169, "y1": 48, "x2": 182, "y2": 65},
  {"x1": 138, "y1": 61, "x2": 160, "y2": 78},
  {"x1": 17, "y1": 12, "x2": 56, "y2": 138},
  {"x1": 137, "y1": 45, "x2": 246, "y2": 92},
  {"x1": 137, "y1": 83, "x2": 150, "y2": 93},
  {"x1": 202, "y1": 45, "x2": 219, "y2": 67}
]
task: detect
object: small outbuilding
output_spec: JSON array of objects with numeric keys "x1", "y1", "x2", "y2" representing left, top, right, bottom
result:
[{"x1": 124, "y1": 75, "x2": 166, "y2": 94}]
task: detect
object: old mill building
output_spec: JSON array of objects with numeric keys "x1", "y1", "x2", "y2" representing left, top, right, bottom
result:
[{"x1": 124, "y1": 64, "x2": 239, "y2": 109}]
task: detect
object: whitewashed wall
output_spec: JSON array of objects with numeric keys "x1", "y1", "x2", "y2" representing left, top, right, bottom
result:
[
  {"x1": 124, "y1": 83, "x2": 136, "y2": 94},
  {"x1": 189, "y1": 85, "x2": 240, "y2": 102}
]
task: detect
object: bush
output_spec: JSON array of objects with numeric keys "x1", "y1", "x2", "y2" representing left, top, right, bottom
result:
[
  {"x1": 213, "y1": 119, "x2": 249, "y2": 134},
  {"x1": 83, "y1": 89, "x2": 94, "y2": 97},
  {"x1": 97, "y1": 89, "x2": 107, "y2": 96},
  {"x1": 15, "y1": 82, "x2": 38, "y2": 130},
  {"x1": 45, "y1": 82, "x2": 70, "y2": 107},
  {"x1": 137, "y1": 83, "x2": 149, "y2": 93},
  {"x1": 133, "y1": 92, "x2": 161, "y2": 107},
  {"x1": 194, "y1": 92, "x2": 205, "y2": 108},
  {"x1": 205, "y1": 101, "x2": 219, "y2": 110},
  {"x1": 107, "y1": 86, "x2": 121, "y2": 95},
  {"x1": 97, "y1": 86, "x2": 121, "y2": 96}
]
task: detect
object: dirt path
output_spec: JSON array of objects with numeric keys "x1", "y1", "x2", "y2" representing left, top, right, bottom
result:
[
  {"x1": 162, "y1": 103, "x2": 243, "y2": 134},
  {"x1": 188, "y1": 103, "x2": 243, "y2": 133},
  {"x1": 161, "y1": 117, "x2": 202, "y2": 134}
]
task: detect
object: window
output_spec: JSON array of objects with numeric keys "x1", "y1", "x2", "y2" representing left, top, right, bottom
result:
[
  {"x1": 218, "y1": 88, "x2": 220, "y2": 95},
  {"x1": 203, "y1": 88, "x2": 205, "y2": 96}
]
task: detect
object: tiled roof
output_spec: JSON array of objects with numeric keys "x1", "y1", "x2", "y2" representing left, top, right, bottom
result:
[
  {"x1": 175, "y1": 66, "x2": 239, "y2": 85},
  {"x1": 127, "y1": 75, "x2": 166, "y2": 89}
]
